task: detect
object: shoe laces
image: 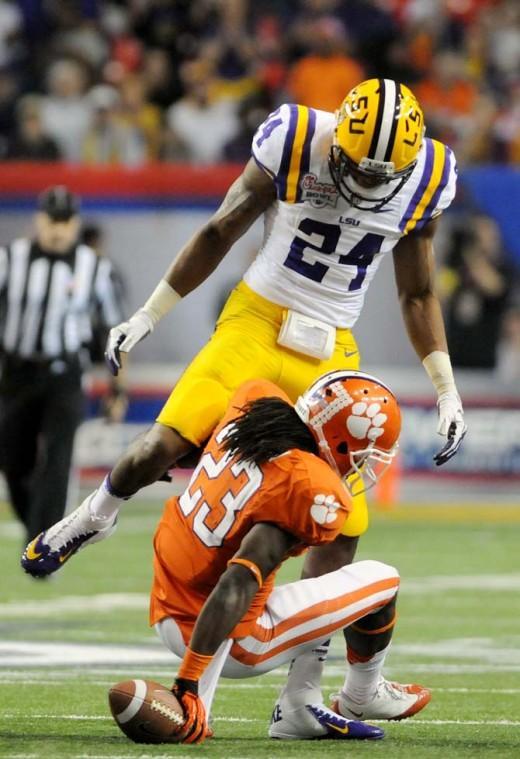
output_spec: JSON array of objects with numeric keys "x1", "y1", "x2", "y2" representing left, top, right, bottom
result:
[
  {"x1": 46, "y1": 501, "x2": 97, "y2": 550},
  {"x1": 377, "y1": 678, "x2": 408, "y2": 701},
  {"x1": 310, "y1": 705, "x2": 329, "y2": 718},
  {"x1": 309, "y1": 704, "x2": 345, "y2": 721}
]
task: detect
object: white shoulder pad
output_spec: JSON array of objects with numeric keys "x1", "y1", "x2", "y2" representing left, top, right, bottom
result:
[
  {"x1": 251, "y1": 104, "x2": 293, "y2": 178},
  {"x1": 400, "y1": 140, "x2": 458, "y2": 234},
  {"x1": 432, "y1": 147, "x2": 457, "y2": 217},
  {"x1": 251, "y1": 103, "x2": 318, "y2": 203}
]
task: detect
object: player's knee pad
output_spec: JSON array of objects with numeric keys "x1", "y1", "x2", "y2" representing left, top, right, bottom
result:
[
  {"x1": 341, "y1": 489, "x2": 369, "y2": 537},
  {"x1": 355, "y1": 559, "x2": 399, "y2": 583}
]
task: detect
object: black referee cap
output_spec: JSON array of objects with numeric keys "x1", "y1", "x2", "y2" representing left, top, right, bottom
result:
[{"x1": 37, "y1": 185, "x2": 80, "y2": 221}]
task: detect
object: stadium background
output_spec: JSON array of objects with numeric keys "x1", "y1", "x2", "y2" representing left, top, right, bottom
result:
[{"x1": 0, "y1": 1, "x2": 519, "y2": 757}]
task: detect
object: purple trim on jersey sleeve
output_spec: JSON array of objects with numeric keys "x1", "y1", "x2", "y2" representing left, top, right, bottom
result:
[
  {"x1": 295, "y1": 108, "x2": 317, "y2": 202},
  {"x1": 276, "y1": 105, "x2": 299, "y2": 200},
  {"x1": 252, "y1": 153, "x2": 275, "y2": 179},
  {"x1": 414, "y1": 146, "x2": 453, "y2": 230},
  {"x1": 399, "y1": 138, "x2": 435, "y2": 232}
]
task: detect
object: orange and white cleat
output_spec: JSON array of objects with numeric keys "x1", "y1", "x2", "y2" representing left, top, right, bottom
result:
[{"x1": 331, "y1": 677, "x2": 431, "y2": 721}]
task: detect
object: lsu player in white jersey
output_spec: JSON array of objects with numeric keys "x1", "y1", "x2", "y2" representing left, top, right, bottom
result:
[{"x1": 23, "y1": 79, "x2": 466, "y2": 738}]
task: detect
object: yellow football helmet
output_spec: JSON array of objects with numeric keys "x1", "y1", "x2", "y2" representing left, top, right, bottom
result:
[{"x1": 329, "y1": 78, "x2": 425, "y2": 211}]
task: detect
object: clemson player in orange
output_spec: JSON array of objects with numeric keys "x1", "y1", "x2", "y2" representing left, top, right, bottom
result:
[{"x1": 146, "y1": 371, "x2": 430, "y2": 744}]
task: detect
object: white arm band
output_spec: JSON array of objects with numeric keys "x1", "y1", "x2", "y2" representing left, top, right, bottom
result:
[
  {"x1": 422, "y1": 350, "x2": 458, "y2": 397},
  {"x1": 142, "y1": 280, "x2": 181, "y2": 327}
]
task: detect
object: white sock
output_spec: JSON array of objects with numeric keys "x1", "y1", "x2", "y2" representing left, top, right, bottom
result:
[
  {"x1": 87, "y1": 475, "x2": 129, "y2": 521},
  {"x1": 280, "y1": 640, "x2": 331, "y2": 707},
  {"x1": 342, "y1": 646, "x2": 389, "y2": 706}
]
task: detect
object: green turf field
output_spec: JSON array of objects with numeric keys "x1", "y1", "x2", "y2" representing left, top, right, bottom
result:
[{"x1": 1, "y1": 495, "x2": 519, "y2": 758}]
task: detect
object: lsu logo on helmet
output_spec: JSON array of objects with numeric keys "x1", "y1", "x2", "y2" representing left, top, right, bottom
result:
[{"x1": 330, "y1": 79, "x2": 425, "y2": 211}]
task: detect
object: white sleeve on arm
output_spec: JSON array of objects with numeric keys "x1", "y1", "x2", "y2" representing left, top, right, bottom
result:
[
  {"x1": 431, "y1": 147, "x2": 458, "y2": 218},
  {"x1": 251, "y1": 104, "x2": 295, "y2": 180}
]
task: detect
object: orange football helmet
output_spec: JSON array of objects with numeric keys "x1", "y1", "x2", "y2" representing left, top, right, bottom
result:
[{"x1": 295, "y1": 370, "x2": 401, "y2": 495}]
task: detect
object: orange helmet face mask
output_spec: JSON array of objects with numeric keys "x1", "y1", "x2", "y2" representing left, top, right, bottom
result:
[{"x1": 295, "y1": 370, "x2": 401, "y2": 496}]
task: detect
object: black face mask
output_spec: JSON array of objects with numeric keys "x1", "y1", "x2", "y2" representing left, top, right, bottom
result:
[{"x1": 328, "y1": 145, "x2": 416, "y2": 212}]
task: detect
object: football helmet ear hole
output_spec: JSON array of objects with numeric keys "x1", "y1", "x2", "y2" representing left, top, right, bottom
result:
[{"x1": 336, "y1": 442, "x2": 349, "y2": 454}]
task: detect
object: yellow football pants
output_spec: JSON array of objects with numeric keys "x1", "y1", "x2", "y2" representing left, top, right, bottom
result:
[{"x1": 157, "y1": 280, "x2": 368, "y2": 537}]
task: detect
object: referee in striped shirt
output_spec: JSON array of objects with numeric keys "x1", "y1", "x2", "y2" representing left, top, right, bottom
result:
[{"x1": 0, "y1": 186, "x2": 125, "y2": 545}]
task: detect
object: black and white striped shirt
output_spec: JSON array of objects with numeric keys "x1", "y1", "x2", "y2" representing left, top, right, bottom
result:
[{"x1": 0, "y1": 238, "x2": 123, "y2": 361}]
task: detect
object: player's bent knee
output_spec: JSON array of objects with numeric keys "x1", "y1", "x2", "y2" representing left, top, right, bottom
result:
[
  {"x1": 155, "y1": 618, "x2": 186, "y2": 659},
  {"x1": 353, "y1": 559, "x2": 400, "y2": 586}
]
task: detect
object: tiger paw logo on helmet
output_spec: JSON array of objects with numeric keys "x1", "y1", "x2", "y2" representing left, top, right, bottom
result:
[
  {"x1": 347, "y1": 402, "x2": 388, "y2": 442},
  {"x1": 310, "y1": 494, "x2": 341, "y2": 525}
]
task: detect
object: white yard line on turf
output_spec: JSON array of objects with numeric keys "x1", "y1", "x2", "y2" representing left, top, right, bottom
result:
[
  {"x1": 3, "y1": 714, "x2": 520, "y2": 727},
  {"x1": 402, "y1": 573, "x2": 520, "y2": 592},
  {"x1": 0, "y1": 593, "x2": 149, "y2": 616},
  {"x1": 1, "y1": 660, "x2": 520, "y2": 676},
  {"x1": 2, "y1": 573, "x2": 520, "y2": 617},
  {"x1": 379, "y1": 719, "x2": 520, "y2": 726},
  {"x1": 2, "y1": 675, "x2": 520, "y2": 697},
  {"x1": 390, "y1": 638, "x2": 520, "y2": 665},
  {"x1": 0, "y1": 640, "x2": 177, "y2": 667}
]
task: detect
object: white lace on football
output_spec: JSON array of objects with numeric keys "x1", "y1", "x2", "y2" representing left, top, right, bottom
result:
[{"x1": 150, "y1": 699, "x2": 185, "y2": 726}]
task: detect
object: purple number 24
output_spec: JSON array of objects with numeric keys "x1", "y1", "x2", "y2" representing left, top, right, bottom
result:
[{"x1": 283, "y1": 218, "x2": 384, "y2": 291}]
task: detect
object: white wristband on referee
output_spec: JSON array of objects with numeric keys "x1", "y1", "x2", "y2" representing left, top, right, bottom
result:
[
  {"x1": 422, "y1": 350, "x2": 458, "y2": 398},
  {"x1": 142, "y1": 280, "x2": 181, "y2": 327}
]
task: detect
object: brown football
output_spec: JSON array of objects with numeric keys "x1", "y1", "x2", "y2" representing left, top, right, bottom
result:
[{"x1": 108, "y1": 679, "x2": 186, "y2": 744}]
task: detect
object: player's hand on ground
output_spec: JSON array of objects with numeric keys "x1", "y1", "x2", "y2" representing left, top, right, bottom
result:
[
  {"x1": 105, "y1": 309, "x2": 154, "y2": 376},
  {"x1": 433, "y1": 391, "x2": 467, "y2": 466},
  {"x1": 172, "y1": 678, "x2": 209, "y2": 744}
]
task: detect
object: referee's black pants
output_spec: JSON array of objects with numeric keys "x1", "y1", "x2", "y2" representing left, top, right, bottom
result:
[{"x1": 0, "y1": 357, "x2": 84, "y2": 543}]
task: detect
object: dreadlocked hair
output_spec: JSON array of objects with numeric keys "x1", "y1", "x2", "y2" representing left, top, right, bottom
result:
[{"x1": 222, "y1": 396, "x2": 318, "y2": 466}]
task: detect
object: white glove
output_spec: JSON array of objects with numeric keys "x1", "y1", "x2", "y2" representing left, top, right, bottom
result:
[
  {"x1": 433, "y1": 391, "x2": 467, "y2": 466},
  {"x1": 105, "y1": 309, "x2": 154, "y2": 376}
]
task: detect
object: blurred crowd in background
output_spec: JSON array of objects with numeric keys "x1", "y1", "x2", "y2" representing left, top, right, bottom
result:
[
  {"x1": 0, "y1": 0, "x2": 518, "y2": 166},
  {"x1": 437, "y1": 213, "x2": 520, "y2": 382},
  {"x1": 0, "y1": 0, "x2": 518, "y2": 380}
]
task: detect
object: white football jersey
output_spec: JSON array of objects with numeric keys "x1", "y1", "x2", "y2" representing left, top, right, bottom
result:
[{"x1": 243, "y1": 104, "x2": 457, "y2": 328}]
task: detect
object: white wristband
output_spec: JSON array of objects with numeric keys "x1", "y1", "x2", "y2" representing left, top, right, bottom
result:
[
  {"x1": 422, "y1": 350, "x2": 457, "y2": 397},
  {"x1": 142, "y1": 280, "x2": 181, "y2": 327}
]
